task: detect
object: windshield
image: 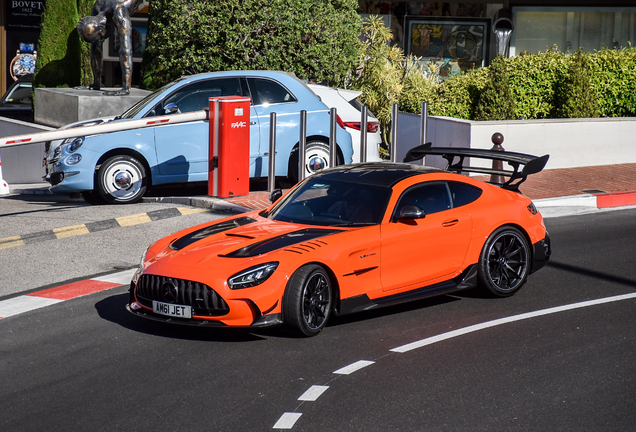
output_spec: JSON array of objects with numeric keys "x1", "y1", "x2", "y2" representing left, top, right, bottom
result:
[
  {"x1": 119, "y1": 78, "x2": 184, "y2": 119},
  {"x1": 268, "y1": 177, "x2": 392, "y2": 227}
]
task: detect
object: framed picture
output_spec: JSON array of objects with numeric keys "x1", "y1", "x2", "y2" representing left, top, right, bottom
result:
[
  {"x1": 404, "y1": 16, "x2": 491, "y2": 77},
  {"x1": 104, "y1": 18, "x2": 148, "y2": 62}
]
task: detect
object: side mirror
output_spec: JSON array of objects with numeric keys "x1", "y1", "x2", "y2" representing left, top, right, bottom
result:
[
  {"x1": 164, "y1": 103, "x2": 179, "y2": 115},
  {"x1": 399, "y1": 205, "x2": 426, "y2": 220},
  {"x1": 269, "y1": 188, "x2": 283, "y2": 203}
]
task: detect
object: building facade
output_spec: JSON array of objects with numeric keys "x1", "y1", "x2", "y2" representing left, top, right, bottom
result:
[{"x1": 1, "y1": 1, "x2": 635, "y2": 95}]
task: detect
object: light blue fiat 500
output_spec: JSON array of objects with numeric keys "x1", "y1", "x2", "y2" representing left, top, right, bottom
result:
[{"x1": 44, "y1": 71, "x2": 353, "y2": 204}]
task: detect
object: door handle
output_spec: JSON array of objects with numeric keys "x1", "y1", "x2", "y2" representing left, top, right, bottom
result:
[{"x1": 442, "y1": 219, "x2": 459, "y2": 227}]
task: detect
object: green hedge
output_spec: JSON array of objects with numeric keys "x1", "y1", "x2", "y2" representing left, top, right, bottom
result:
[
  {"x1": 403, "y1": 47, "x2": 636, "y2": 121},
  {"x1": 33, "y1": 0, "x2": 93, "y2": 88},
  {"x1": 141, "y1": 0, "x2": 362, "y2": 90}
]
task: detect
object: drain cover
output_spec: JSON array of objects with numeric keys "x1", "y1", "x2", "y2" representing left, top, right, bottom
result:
[{"x1": 582, "y1": 189, "x2": 606, "y2": 194}]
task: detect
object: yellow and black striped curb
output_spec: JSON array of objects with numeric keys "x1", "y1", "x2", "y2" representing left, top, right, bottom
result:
[{"x1": 0, "y1": 207, "x2": 206, "y2": 250}]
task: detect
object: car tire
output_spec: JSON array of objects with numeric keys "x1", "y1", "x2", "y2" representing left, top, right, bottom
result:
[
  {"x1": 478, "y1": 226, "x2": 531, "y2": 297},
  {"x1": 283, "y1": 264, "x2": 332, "y2": 337},
  {"x1": 288, "y1": 140, "x2": 343, "y2": 184},
  {"x1": 95, "y1": 155, "x2": 147, "y2": 204}
]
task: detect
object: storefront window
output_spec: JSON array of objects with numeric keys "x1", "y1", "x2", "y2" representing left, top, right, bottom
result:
[{"x1": 512, "y1": 7, "x2": 636, "y2": 55}]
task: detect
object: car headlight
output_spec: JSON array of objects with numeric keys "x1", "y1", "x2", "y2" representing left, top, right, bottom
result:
[
  {"x1": 68, "y1": 137, "x2": 84, "y2": 152},
  {"x1": 131, "y1": 247, "x2": 150, "y2": 285},
  {"x1": 228, "y1": 262, "x2": 279, "y2": 289},
  {"x1": 66, "y1": 154, "x2": 82, "y2": 165}
]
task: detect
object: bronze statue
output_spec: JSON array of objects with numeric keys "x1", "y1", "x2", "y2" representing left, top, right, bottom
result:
[{"x1": 77, "y1": 0, "x2": 144, "y2": 96}]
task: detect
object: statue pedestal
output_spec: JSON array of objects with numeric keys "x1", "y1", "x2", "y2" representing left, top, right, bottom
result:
[{"x1": 34, "y1": 87, "x2": 152, "y2": 127}]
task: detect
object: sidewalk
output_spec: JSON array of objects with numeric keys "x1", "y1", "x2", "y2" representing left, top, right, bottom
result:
[{"x1": 7, "y1": 163, "x2": 636, "y2": 218}]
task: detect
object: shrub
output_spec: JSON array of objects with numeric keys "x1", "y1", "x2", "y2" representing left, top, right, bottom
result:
[
  {"x1": 349, "y1": 16, "x2": 407, "y2": 143},
  {"x1": 586, "y1": 47, "x2": 636, "y2": 117},
  {"x1": 474, "y1": 55, "x2": 516, "y2": 120},
  {"x1": 553, "y1": 49, "x2": 600, "y2": 118},
  {"x1": 33, "y1": 0, "x2": 92, "y2": 88},
  {"x1": 141, "y1": 0, "x2": 362, "y2": 90},
  {"x1": 426, "y1": 68, "x2": 487, "y2": 119},
  {"x1": 506, "y1": 48, "x2": 567, "y2": 119}
]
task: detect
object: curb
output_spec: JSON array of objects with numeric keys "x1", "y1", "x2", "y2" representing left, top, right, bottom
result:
[
  {"x1": 595, "y1": 190, "x2": 636, "y2": 208},
  {"x1": 0, "y1": 269, "x2": 136, "y2": 319},
  {"x1": 142, "y1": 195, "x2": 252, "y2": 214},
  {"x1": 0, "y1": 206, "x2": 208, "y2": 250},
  {"x1": 534, "y1": 190, "x2": 636, "y2": 218},
  {"x1": 538, "y1": 190, "x2": 636, "y2": 210}
]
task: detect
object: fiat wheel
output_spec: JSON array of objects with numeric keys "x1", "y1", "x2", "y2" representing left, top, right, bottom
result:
[
  {"x1": 288, "y1": 141, "x2": 343, "y2": 183},
  {"x1": 478, "y1": 227, "x2": 531, "y2": 297},
  {"x1": 95, "y1": 155, "x2": 147, "y2": 204},
  {"x1": 304, "y1": 141, "x2": 331, "y2": 177},
  {"x1": 283, "y1": 264, "x2": 332, "y2": 337}
]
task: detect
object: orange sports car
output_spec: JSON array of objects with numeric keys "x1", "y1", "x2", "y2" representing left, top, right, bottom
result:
[{"x1": 127, "y1": 145, "x2": 551, "y2": 336}]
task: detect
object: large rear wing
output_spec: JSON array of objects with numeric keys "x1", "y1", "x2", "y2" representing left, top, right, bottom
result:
[{"x1": 404, "y1": 143, "x2": 550, "y2": 192}]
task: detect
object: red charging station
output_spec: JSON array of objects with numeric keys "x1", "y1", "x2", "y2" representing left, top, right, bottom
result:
[{"x1": 208, "y1": 96, "x2": 251, "y2": 197}]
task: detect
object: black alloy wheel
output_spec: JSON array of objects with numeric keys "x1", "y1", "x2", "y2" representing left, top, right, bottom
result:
[
  {"x1": 478, "y1": 226, "x2": 531, "y2": 297},
  {"x1": 283, "y1": 264, "x2": 332, "y2": 336}
]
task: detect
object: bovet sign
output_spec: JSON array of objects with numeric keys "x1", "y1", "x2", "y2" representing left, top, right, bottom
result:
[{"x1": 7, "y1": 1, "x2": 45, "y2": 29}]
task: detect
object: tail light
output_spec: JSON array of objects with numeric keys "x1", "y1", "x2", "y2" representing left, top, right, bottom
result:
[
  {"x1": 328, "y1": 111, "x2": 346, "y2": 129},
  {"x1": 343, "y1": 121, "x2": 380, "y2": 133}
]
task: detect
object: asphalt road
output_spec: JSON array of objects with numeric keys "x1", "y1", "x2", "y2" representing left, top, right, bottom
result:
[{"x1": 1, "y1": 196, "x2": 635, "y2": 431}]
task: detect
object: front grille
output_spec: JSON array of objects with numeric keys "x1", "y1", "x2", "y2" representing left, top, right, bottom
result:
[{"x1": 136, "y1": 274, "x2": 229, "y2": 317}]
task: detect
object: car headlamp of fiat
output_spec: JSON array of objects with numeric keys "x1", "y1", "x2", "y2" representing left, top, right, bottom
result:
[
  {"x1": 228, "y1": 262, "x2": 279, "y2": 289},
  {"x1": 68, "y1": 136, "x2": 84, "y2": 152},
  {"x1": 61, "y1": 137, "x2": 85, "y2": 165}
]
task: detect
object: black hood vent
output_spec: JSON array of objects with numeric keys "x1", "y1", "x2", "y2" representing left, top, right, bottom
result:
[
  {"x1": 170, "y1": 217, "x2": 257, "y2": 250},
  {"x1": 221, "y1": 228, "x2": 341, "y2": 258}
]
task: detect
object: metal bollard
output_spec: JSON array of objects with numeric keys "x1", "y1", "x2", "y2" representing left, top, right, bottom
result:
[
  {"x1": 360, "y1": 106, "x2": 368, "y2": 163},
  {"x1": 490, "y1": 132, "x2": 505, "y2": 185},
  {"x1": 420, "y1": 102, "x2": 428, "y2": 166},
  {"x1": 299, "y1": 110, "x2": 307, "y2": 182},
  {"x1": 420, "y1": 102, "x2": 428, "y2": 145},
  {"x1": 329, "y1": 107, "x2": 338, "y2": 168},
  {"x1": 390, "y1": 103, "x2": 399, "y2": 162},
  {"x1": 268, "y1": 112, "x2": 277, "y2": 192}
]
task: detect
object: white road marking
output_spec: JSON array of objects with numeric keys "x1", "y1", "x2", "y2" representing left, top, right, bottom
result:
[
  {"x1": 92, "y1": 268, "x2": 137, "y2": 285},
  {"x1": 333, "y1": 360, "x2": 375, "y2": 375},
  {"x1": 0, "y1": 295, "x2": 62, "y2": 318},
  {"x1": 273, "y1": 412, "x2": 302, "y2": 429},
  {"x1": 391, "y1": 292, "x2": 636, "y2": 353},
  {"x1": 298, "y1": 385, "x2": 329, "y2": 401}
]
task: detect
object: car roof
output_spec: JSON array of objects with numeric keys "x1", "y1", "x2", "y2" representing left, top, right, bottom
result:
[{"x1": 312, "y1": 162, "x2": 444, "y2": 188}]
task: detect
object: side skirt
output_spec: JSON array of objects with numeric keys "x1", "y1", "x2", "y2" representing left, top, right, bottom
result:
[{"x1": 335, "y1": 265, "x2": 478, "y2": 316}]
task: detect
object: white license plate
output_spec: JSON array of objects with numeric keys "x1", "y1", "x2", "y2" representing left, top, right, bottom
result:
[{"x1": 152, "y1": 301, "x2": 192, "y2": 319}]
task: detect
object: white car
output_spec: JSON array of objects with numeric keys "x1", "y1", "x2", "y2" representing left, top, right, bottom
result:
[{"x1": 308, "y1": 84, "x2": 383, "y2": 163}]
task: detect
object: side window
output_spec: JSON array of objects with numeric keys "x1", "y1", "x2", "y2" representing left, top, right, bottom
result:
[
  {"x1": 247, "y1": 78, "x2": 297, "y2": 106},
  {"x1": 7, "y1": 83, "x2": 32, "y2": 103},
  {"x1": 448, "y1": 181, "x2": 482, "y2": 208},
  {"x1": 393, "y1": 181, "x2": 452, "y2": 220},
  {"x1": 150, "y1": 78, "x2": 242, "y2": 115}
]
